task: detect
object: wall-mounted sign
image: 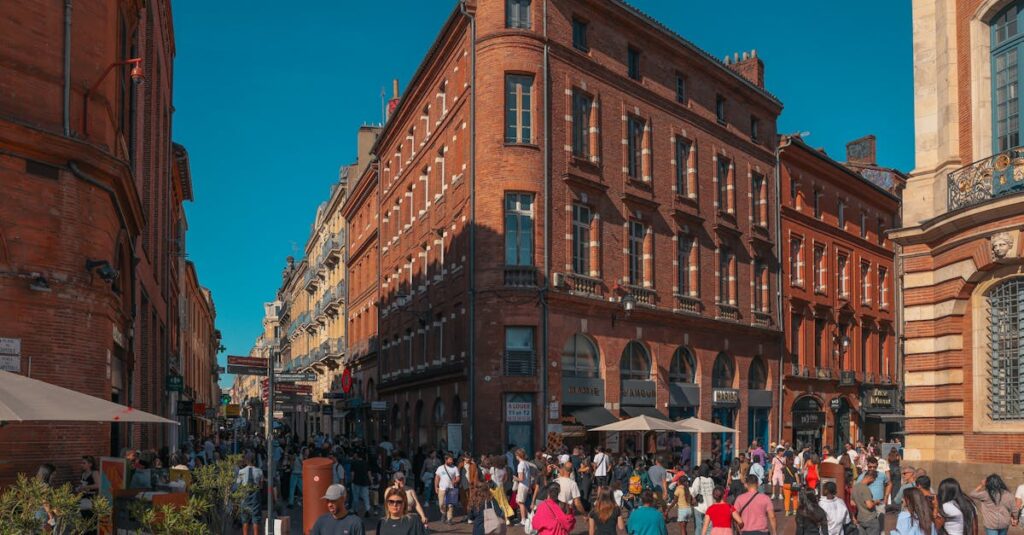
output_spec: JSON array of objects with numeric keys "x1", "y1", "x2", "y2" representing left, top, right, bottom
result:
[
  {"x1": 621, "y1": 380, "x2": 656, "y2": 406},
  {"x1": 506, "y1": 401, "x2": 532, "y2": 422},
  {"x1": 562, "y1": 377, "x2": 604, "y2": 406},
  {"x1": 277, "y1": 372, "x2": 317, "y2": 382},
  {"x1": 225, "y1": 404, "x2": 241, "y2": 418},
  {"x1": 793, "y1": 411, "x2": 825, "y2": 430},
  {"x1": 166, "y1": 374, "x2": 183, "y2": 392},
  {"x1": 371, "y1": 401, "x2": 388, "y2": 411},
  {"x1": 177, "y1": 400, "x2": 193, "y2": 416},
  {"x1": 341, "y1": 368, "x2": 353, "y2": 393},
  {"x1": 0, "y1": 337, "x2": 21, "y2": 373},
  {"x1": 712, "y1": 388, "x2": 740, "y2": 407},
  {"x1": 862, "y1": 387, "x2": 896, "y2": 412}
]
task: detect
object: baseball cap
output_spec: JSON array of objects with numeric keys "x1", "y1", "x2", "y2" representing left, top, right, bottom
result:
[{"x1": 322, "y1": 484, "x2": 346, "y2": 500}]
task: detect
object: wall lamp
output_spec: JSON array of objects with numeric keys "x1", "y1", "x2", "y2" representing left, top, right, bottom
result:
[
  {"x1": 82, "y1": 58, "x2": 144, "y2": 138},
  {"x1": 612, "y1": 293, "x2": 637, "y2": 327},
  {"x1": 86, "y1": 259, "x2": 119, "y2": 283}
]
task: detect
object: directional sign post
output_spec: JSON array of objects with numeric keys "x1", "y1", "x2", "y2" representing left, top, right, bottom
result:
[
  {"x1": 226, "y1": 356, "x2": 268, "y2": 376},
  {"x1": 275, "y1": 372, "x2": 317, "y2": 382}
]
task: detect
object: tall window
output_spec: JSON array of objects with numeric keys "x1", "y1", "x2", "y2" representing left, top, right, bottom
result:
[
  {"x1": 719, "y1": 245, "x2": 735, "y2": 305},
  {"x1": 572, "y1": 90, "x2": 593, "y2": 158},
  {"x1": 670, "y1": 347, "x2": 696, "y2": 382},
  {"x1": 677, "y1": 234, "x2": 697, "y2": 296},
  {"x1": 790, "y1": 236, "x2": 804, "y2": 286},
  {"x1": 837, "y1": 254, "x2": 849, "y2": 298},
  {"x1": 753, "y1": 258, "x2": 768, "y2": 312},
  {"x1": 752, "y1": 173, "x2": 767, "y2": 227},
  {"x1": 571, "y1": 204, "x2": 592, "y2": 275},
  {"x1": 628, "y1": 47, "x2": 641, "y2": 80},
  {"x1": 715, "y1": 94, "x2": 726, "y2": 123},
  {"x1": 814, "y1": 190, "x2": 822, "y2": 219},
  {"x1": 627, "y1": 220, "x2": 645, "y2": 285},
  {"x1": 992, "y1": 4, "x2": 1022, "y2": 151},
  {"x1": 813, "y1": 244, "x2": 826, "y2": 292},
  {"x1": 987, "y1": 278, "x2": 1024, "y2": 419},
  {"x1": 860, "y1": 260, "x2": 872, "y2": 305},
  {"x1": 814, "y1": 318, "x2": 826, "y2": 368},
  {"x1": 505, "y1": 74, "x2": 533, "y2": 143},
  {"x1": 838, "y1": 199, "x2": 846, "y2": 229},
  {"x1": 504, "y1": 326, "x2": 535, "y2": 376},
  {"x1": 675, "y1": 137, "x2": 692, "y2": 196},
  {"x1": 572, "y1": 18, "x2": 588, "y2": 51},
  {"x1": 877, "y1": 331, "x2": 888, "y2": 378},
  {"x1": 627, "y1": 116, "x2": 644, "y2": 178},
  {"x1": 716, "y1": 157, "x2": 730, "y2": 211},
  {"x1": 504, "y1": 193, "x2": 534, "y2": 266},
  {"x1": 878, "y1": 266, "x2": 889, "y2": 308},
  {"x1": 860, "y1": 211, "x2": 868, "y2": 239},
  {"x1": 860, "y1": 327, "x2": 871, "y2": 373},
  {"x1": 750, "y1": 116, "x2": 760, "y2": 142},
  {"x1": 790, "y1": 313, "x2": 802, "y2": 368},
  {"x1": 620, "y1": 341, "x2": 651, "y2": 380},
  {"x1": 506, "y1": 0, "x2": 531, "y2": 30},
  {"x1": 675, "y1": 74, "x2": 687, "y2": 103},
  {"x1": 562, "y1": 334, "x2": 599, "y2": 378}
]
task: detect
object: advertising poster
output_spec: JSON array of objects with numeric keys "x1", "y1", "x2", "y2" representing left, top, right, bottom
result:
[{"x1": 98, "y1": 456, "x2": 127, "y2": 501}]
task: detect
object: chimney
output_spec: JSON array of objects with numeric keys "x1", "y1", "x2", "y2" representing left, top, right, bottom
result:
[
  {"x1": 846, "y1": 135, "x2": 877, "y2": 166},
  {"x1": 386, "y1": 79, "x2": 401, "y2": 121},
  {"x1": 356, "y1": 124, "x2": 382, "y2": 175},
  {"x1": 726, "y1": 49, "x2": 765, "y2": 89}
]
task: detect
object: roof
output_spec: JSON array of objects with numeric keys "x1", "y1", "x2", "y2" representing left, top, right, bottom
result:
[
  {"x1": 782, "y1": 135, "x2": 902, "y2": 204},
  {"x1": 610, "y1": 0, "x2": 782, "y2": 107},
  {"x1": 172, "y1": 143, "x2": 194, "y2": 201}
]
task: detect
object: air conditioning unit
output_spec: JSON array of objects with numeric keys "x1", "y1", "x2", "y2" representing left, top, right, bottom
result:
[{"x1": 552, "y1": 272, "x2": 565, "y2": 288}]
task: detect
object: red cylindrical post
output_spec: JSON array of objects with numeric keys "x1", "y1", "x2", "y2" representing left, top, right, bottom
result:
[{"x1": 303, "y1": 457, "x2": 334, "y2": 534}]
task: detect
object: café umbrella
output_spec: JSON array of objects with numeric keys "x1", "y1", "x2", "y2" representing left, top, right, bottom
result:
[
  {"x1": 673, "y1": 417, "x2": 738, "y2": 434},
  {"x1": 0, "y1": 370, "x2": 177, "y2": 424}
]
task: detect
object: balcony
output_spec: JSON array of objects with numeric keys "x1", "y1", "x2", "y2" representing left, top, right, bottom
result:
[
  {"x1": 839, "y1": 370, "x2": 857, "y2": 386},
  {"x1": 303, "y1": 271, "x2": 320, "y2": 293},
  {"x1": 322, "y1": 235, "x2": 342, "y2": 267},
  {"x1": 623, "y1": 284, "x2": 656, "y2": 306},
  {"x1": 715, "y1": 302, "x2": 740, "y2": 321},
  {"x1": 947, "y1": 147, "x2": 1024, "y2": 212},
  {"x1": 565, "y1": 272, "x2": 602, "y2": 297},
  {"x1": 674, "y1": 294, "x2": 702, "y2": 315},
  {"x1": 327, "y1": 337, "x2": 346, "y2": 358},
  {"x1": 815, "y1": 367, "x2": 833, "y2": 380},
  {"x1": 504, "y1": 265, "x2": 537, "y2": 287},
  {"x1": 751, "y1": 310, "x2": 772, "y2": 328}
]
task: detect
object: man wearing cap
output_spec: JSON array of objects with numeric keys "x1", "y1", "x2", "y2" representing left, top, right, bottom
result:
[{"x1": 311, "y1": 483, "x2": 365, "y2": 535}]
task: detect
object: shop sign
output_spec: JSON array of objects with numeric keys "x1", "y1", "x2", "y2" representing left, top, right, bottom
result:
[
  {"x1": 830, "y1": 398, "x2": 842, "y2": 411},
  {"x1": 341, "y1": 368, "x2": 353, "y2": 393},
  {"x1": 0, "y1": 337, "x2": 21, "y2": 373},
  {"x1": 793, "y1": 411, "x2": 825, "y2": 430},
  {"x1": 506, "y1": 401, "x2": 532, "y2": 422},
  {"x1": 166, "y1": 374, "x2": 183, "y2": 392},
  {"x1": 712, "y1": 388, "x2": 740, "y2": 407},
  {"x1": 862, "y1": 387, "x2": 896, "y2": 412},
  {"x1": 225, "y1": 404, "x2": 241, "y2": 418},
  {"x1": 621, "y1": 380, "x2": 656, "y2": 406},
  {"x1": 177, "y1": 400, "x2": 193, "y2": 416},
  {"x1": 194, "y1": 403, "x2": 207, "y2": 416},
  {"x1": 371, "y1": 401, "x2": 388, "y2": 411},
  {"x1": 561, "y1": 377, "x2": 604, "y2": 406},
  {"x1": 669, "y1": 383, "x2": 700, "y2": 407},
  {"x1": 323, "y1": 392, "x2": 345, "y2": 399}
]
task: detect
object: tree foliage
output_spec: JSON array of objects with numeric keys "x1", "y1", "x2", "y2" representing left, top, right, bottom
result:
[{"x1": 0, "y1": 474, "x2": 111, "y2": 535}]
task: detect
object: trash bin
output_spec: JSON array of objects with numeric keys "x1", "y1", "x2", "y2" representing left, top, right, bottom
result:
[{"x1": 303, "y1": 457, "x2": 334, "y2": 534}]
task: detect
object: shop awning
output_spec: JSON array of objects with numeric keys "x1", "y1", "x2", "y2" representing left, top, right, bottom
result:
[
  {"x1": 867, "y1": 413, "x2": 905, "y2": 422},
  {"x1": 620, "y1": 406, "x2": 670, "y2": 420},
  {"x1": 0, "y1": 371, "x2": 176, "y2": 425},
  {"x1": 570, "y1": 406, "x2": 618, "y2": 428}
]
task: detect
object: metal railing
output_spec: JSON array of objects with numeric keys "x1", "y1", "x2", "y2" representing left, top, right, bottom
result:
[
  {"x1": 504, "y1": 265, "x2": 537, "y2": 287},
  {"x1": 948, "y1": 147, "x2": 1024, "y2": 212}
]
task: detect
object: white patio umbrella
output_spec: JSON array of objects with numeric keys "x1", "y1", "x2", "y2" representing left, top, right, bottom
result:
[
  {"x1": 591, "y1": 414, "x2": 679, "y2": 432},
  {"x1": 0, "y1": 371, "x2": 177, "y2": 424},
  {"x1": 673, "y1": 417, "x2": 738, "y2": 434}
]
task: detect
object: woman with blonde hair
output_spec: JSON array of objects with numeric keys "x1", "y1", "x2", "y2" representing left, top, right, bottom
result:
[{"x1": 378, "y1": 486, "x2": 427, "y2": 535}]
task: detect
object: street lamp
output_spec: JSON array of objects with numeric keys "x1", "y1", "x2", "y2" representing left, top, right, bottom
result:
[
  {"x1": 612, "y1": 293, "x2": 637, "y2": 327},
  {"x1": 82, "y1": 58, "x2": 144, "y2": 138}
]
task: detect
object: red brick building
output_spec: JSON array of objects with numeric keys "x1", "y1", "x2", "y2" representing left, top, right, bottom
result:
[
  {"x1": 779, "y1": 135, "x2": 904, "y2": 452},
  {"x1": 0, "y1": 0, "x2": 211, "y2": 484},
  {"x1": 355, "y1": 0, "x2": 784, "y2": 460}
]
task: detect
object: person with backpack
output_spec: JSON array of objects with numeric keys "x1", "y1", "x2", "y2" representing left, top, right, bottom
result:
[
  {"x1": 514, "y1": 448, "x2": 537, "y2": 523},
  {"x1": 235, "y1": 454, "x2": 264, "y2": 535},
  {"x1": 435, "y1": 454, "x2": 462, "y2": 525},
  {"x1": 593, "y1": 447, "x2": 611, "y2": 489}
]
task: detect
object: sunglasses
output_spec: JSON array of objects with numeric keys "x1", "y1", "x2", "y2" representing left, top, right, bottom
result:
[{"x1": 387, "y1": 500, "x2": 405, "y2": 506}]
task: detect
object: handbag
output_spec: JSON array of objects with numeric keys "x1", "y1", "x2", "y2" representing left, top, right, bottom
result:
[{"x1": 484, "y1": 501, "x2": 506, "y2": 535}]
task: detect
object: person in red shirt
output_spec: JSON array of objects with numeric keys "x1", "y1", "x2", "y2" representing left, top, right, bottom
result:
[{"x1": 702, "y1": 486, "x2": 742, "y2": 535}]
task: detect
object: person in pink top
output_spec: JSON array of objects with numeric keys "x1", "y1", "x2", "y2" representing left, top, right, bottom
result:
[
  {"x1": 770, "y1": 447, "x2": 786, "y2": 500},
  {"x1": 532, "y1": 482, "x2": 576, "y2": 535},
  {"x1": 734, "y1": 475, "x2": 777, "y2": 535}
]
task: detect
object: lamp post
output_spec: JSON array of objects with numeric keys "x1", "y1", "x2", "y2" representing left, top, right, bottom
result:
[{"x1": 82, "y1": 58, "x2": 144, "y2": 138}]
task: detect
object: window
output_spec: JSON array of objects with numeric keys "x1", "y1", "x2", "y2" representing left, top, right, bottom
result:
[
  {"x1": 677, "y1": 234, "x2": 697, "y2": 296},
  {"x1": 675, "y1": 137, "x2": 692, "y2": 196},
  {"x1": 626, "y1": 115, "x2": 646, "y2": 179},
  {"x1": 504, "y1": 193, "x2": 534, "y2": 266},
  {"x1": 627, "y1": 220, "x2": 645, "y2": 285},
  {"x1": 572, "y1": 18, "x2": 588, "y2": 51},
  {"x1": 561, "y1": 334, "x2": 599, "y2": 378},
  {"x1": 670, "y1": 347, "x2": 696, "y2": 382},
  {"x1": 814, "y1": 317, "x2": 826, "y2": 368},
  {"x1": 436, "y1": 313, "x2": 444, "y2": 360},
  {"x1": 752, "y1": 173, "x2": 767, "y2": 227},
  {"x1": 571, "y1": 204, "x2": 592, "y2": 275},
  {"x1": 753, "y1": 258, "x2": 768, "y2": 313},
  {"x1": 716, "y1": 156, "x2": 731, "y2": 212},
  {"x1": 628, "y1": 47, "x2": 641, "y2": 80},
  {"x1": 877, "y1": 331, "x2": 888, "y2": 378},
  {"x1": 814, "y1": 190, "x2": 822, "y2": 219},
  {"x1": 838, "y1": 199, "x2": 846, "y2": 229},
  {"x1": 711, "y1": 353, "x2": 735, "y2": 388},
  {"x1": 572, "y1": 90, "x2": 592, "y2": 158},
  {"x1": 790, "y1": 313, "x2": 802, "y2": 368},
  {"x1": 790, "y1": 236, "x2": 804, "y2": 286},
  {"x1": 860, "y1": 211, "x2": 868, "y2": 239},
  {"x1": 504, "y1": 326, "x2": 536, "y2": 376},
  {"x1": 750, "y1": 116, "x2": 760, "y2": 142},
  {"x1": 879, "y1": 266, "x2": 889, "y2": 308},
  {"x1": 505, "y1": 74, "x2": 533, "y2": 144},
  {"x1": 620, "y1": 341, "x2": 651, "y2": 380},
  {"x1": 716, "y1": 94, "x2": 726, "y2": 123},
  {"x1": 748, "y1": 358, "x2": 768, "y2": 390},
  {"x1": 860, "y1": 260, "x2": 872, "y2": 305},
  {"x1": 987, "y1": 278, "x2": 1024, "y2": 419},
  {"x1": 837, "y1": 254, "x2": 849, "y2": 298},
  {"x1": 992, "y1": 4, "x2": 1022, "y2": 152},
  {"x1": 860, "y1": 327, "x2": 871, "y2": 373},
  {"x1": 813, "y1": 244, "x2": 826, "y2": 292},
  {"x1": 675, "y1": 74, "x2": 687, "y2": 103},
  {"x1": 790, "y1": 177, "x2": 798, "y2": 204},
  {"x1": 506, "y1": 0, "x2": 531, "y2": 30},
  {"x1": 719, "y1": 245, "x2": 735, "y2": 305}
]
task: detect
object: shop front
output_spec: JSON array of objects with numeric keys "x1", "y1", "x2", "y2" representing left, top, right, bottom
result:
[
  {"x1": 747, "y1": 357, "x2": 771, "y2": 450},
  {"x1": 561, "y1": 376, "x2": 616, "y2": 447},
  {"x1": 792, "y1": 396, "x2": 826, "y2": 452},
  {"x1": 670, "y1": 382, "x2": 699, "y2": 467},
  {"x1": 712, "y1": 388, "x2": 739, "y2": 463},
  {"x1": 505, "y1": 393, "x2": 535, "y2": 456},
  {"x1": 861, "y1": 385, "x2": 900, "y2": 441},
  {"x1": 831, "y1": 397, "x2": 852, "y2": 449}
]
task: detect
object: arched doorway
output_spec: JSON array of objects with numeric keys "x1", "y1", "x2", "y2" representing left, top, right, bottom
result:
[
  {"x1": 833, "y1": 397, "x2": 851, "y2": 450},
  {"x1": 415, "y1": 400, "x2": 425, "y2": 450},
  {"x1": 792, "y1": 396, "x2": 825, "y2": 453},
  {"x1": 620, "y1": 341, "x2": 660, "y2": 454},
  {"x1": 669, "y1": 347, "x2": 698, "y2": 468},
  {"x1": 433, "y1": 399, "x2": 447, "y2": 452},
  {"x1": 560, "y1": 334, "x2": 611, "y2": 448},
  {"x1": 747, "y1": 357, "x2": 771, "y2": 451},
  {"x1": 711, "y1": 352, "x2": 737, "y2": 464}
]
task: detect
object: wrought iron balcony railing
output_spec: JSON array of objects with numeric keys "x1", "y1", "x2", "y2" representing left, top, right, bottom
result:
[{"x1": 948, "y1": 147, "x2": 1024, "y2": 212}]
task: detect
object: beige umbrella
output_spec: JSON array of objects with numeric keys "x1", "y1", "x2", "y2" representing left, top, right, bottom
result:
[
  {"x1": 673, "y1": 416, "x2": 737, "y2": 433},
  {"x1": 591, "y1": 414, "x2": 679, "y2": 432},
  {"x1": 0, "y1": 371, "x2": 177, "y2": 424}
]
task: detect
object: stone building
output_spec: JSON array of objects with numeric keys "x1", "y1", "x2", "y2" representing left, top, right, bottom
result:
[{"x1": 894, "y1": 0, "x2": 1024, "y2": 479}]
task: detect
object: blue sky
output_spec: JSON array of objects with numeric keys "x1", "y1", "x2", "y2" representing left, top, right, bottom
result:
[{"x1": 172, "y1": 1, "x2": 913, "y2": 389}]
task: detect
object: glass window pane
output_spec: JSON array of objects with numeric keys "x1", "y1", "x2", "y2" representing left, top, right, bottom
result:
[{"x1": 506, "y1": 327, "x2": 534, "y2": 350}]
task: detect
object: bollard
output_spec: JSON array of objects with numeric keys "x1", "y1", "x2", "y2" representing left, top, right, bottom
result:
[
  {"x1": 302, "y1": 457, "x2": 334, "y2": 534},
  {"x1": 817, "y1": 461, "x2": 846, "y2": 501}
]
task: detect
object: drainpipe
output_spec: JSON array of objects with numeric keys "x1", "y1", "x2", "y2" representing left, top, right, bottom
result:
[
  {"x1": 63, "y1": 0, "x2": 72, "y2": 136},
  {"x1": 459, "y1": 0, "x2": 478, "y2": 454},
  {"x1": 69, "y1": 160, "x2": 138, "y2": 446},
  {"x1": 540, "y1": 0, "x2": 551, "y2": 456},
  {"x1": 773, "y1": 136, "x2": 793, "y2": 444}
]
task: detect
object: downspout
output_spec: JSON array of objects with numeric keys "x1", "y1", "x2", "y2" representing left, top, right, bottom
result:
[
  {"x1": 63, "y1": 0, "x2": 72, "y2": 136},
  {"x1": 459, "y1": 0, "x2": 478, "y2": 453},
  {"x1": 894, "y1": 238, "x2": 905, "y2": 428},
  {"x1": 69, "y1": 161, "x2": 138, "y2": 443},
  {"x1": 541, "y1": 0, "x2": 550, "y2": 456},
  {"x1": 773, "y1": 136, "x2": 793, "y2": 444}
]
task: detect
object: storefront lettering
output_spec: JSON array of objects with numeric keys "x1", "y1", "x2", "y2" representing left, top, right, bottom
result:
[
  {"x1": 713, "y1": 389, "x2": 740, "y2": 406},
  {"x1": 568, "y1": 385, "x2": 600, "y2": 396},
  {"x1": 622, "y1": 387, "x2": 655, "y2": 398}
]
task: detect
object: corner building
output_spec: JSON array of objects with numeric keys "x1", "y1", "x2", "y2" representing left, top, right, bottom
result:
[
  {"x1": 894, "y1": 0, "x2": 1024, "y2": 480},
  {"x1": 364, "y1": 0, "x2": 783, "y2": 459}
]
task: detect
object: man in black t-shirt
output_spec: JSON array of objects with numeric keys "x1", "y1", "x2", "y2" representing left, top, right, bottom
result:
[
  {"x1": 349, "y1": 452, "x2": 372, "y2": 517},
  {"x1": 311, "y1": 484, "x2": 365, "y2": 535}
]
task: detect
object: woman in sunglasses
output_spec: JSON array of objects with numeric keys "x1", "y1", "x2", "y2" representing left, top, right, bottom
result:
[{"x1": 377, "y1": 487, "x2": 428, "y2": 535}]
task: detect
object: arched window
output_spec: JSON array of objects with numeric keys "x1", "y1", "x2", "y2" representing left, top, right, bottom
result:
[
  {"x1": 669, "y1": 347, "x2": 696, "y2": 383},
  {"x1": 748, "y1": 357, "x2": 767, "y2": 390},
  {"x1": 712, "y1": 352, "x2": 735, "y2": 388},
  {"x1": 620, "y1": 341, "x2": 651, "y2": 380},
  {"x1": 562, "y1": 334, "x2": 600, "y2": 378},
  {"x1": 793, "y1": 396, "x2": 821, "y2": 412},
  {"x1": 987, "y1": 277, "x2": 1024, "y2": 420},
  {"x1": 992, "y1": 4, "x2": 1024, "y2": 152},
  {"x1": 433, "y1": 398, "x2": 447, "y2": 449},
  {"x1": 452, "y1": 394, "x2": 462, "y2": 424}
]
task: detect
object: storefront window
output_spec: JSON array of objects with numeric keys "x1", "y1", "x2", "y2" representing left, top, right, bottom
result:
[
  {"x1": 620, "y1": 341, "x2": 652, "y2": 380},
  {"x1": 562, "y1": 334, "x2": 600, "y2": 378}
]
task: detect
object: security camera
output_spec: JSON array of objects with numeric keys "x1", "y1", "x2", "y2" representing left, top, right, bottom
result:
[{"x1": 86, "y1": 259, "x2": 119, "y2": 283}]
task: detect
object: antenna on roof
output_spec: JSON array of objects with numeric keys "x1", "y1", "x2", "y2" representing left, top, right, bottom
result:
[{"x1": 380, "y1": 86, "x2": 386, "y2": 124}]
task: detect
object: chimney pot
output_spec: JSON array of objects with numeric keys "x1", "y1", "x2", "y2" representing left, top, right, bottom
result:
[
  {"x1": 392, "y1": 79, "x2": 400, "y2": 99},
  {"x1": 751, "y1": 49, "x2": 758, "y2": 58},
  {"x1": 742, "y1": 51, "x2": 749, "y2": 61},
  {"x1": 734, "y1": 52, "x2": 740, "y2": 62}
]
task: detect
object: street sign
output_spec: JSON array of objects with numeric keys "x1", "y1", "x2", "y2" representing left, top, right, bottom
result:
[
  {"x1": 177, "y1": 400, "x2": 194, "y2": 416},
  {"x1": 0, "y1": 337, "x2": 21, "y2": 373},
  {"x1": 226, "y1": 356, "x2": 268, "y2": 376},
  {"x1": 341, "y1": 368, "x2": 353, "y2": 393},
  {"x1": 276, "y1": 372, "x2": 317, "y2": 382},
  {"x1": 205, "y1": 407, "x2": 217, "y2": 418},
  {"x1": 194, "y1": 403, "x2": 207, "y2": 416},
  {"x1": 225, "y1": 404, "x2": 241, "y2": 417},
  {"x1": 323, "y1": 392, "x2": 345, "y2": 399},
  {"x1": 166, "y1": 374, "x2": 183, "y2": 392},
  {"x1": 221, "y1": 394, "x2": 231, "y2": 405},
  {"x1": 275, "y1": 383, "x2": 312, "y2": 395}
]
